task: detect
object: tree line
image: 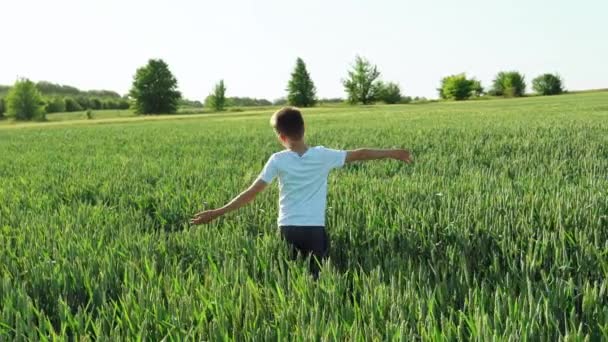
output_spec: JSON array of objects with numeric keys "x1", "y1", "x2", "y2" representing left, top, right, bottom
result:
[
  {"x1": 438, "y1": 72, "x2": 564, "y2": 100},
  {"x1": 0, "y1": 56, "x2": 567, "y2": 120},
  {"x1": 0, "y1": 81, "x2": 130, "y2": 120}
]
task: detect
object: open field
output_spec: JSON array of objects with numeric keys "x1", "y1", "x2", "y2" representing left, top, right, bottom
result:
[{"x1": 1, "y1": 92, "x2": 607, "y2": 339}]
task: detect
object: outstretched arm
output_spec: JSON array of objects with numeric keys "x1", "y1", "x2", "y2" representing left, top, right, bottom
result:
[
  {"x1": 345, "y1": 148, "x2": 412, "y2": 164},
  {"x1": 190, "y1": 179, "x2": 268, "y2": 225}
]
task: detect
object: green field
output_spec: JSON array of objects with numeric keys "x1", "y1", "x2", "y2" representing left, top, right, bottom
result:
[{"x1": 1, "y1": 92, "x2": 607, "y2": 340}]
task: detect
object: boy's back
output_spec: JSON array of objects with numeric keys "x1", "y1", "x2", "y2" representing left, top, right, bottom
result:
[
  {"x1": 258, "y1": 146, "x2": 346, "y2": 226},
  {"x1": 191, "y1": 107, "x2": 411, "y2": 278}
]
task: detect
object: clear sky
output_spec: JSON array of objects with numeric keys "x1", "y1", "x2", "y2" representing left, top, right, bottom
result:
[{"x1": 1, "y1": 0, "x2": 606, "y2": 100}]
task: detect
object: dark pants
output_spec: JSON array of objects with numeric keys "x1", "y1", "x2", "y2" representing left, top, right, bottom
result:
[{"x1": 280, "y1": 226, "x2": 328, "y2": 278}]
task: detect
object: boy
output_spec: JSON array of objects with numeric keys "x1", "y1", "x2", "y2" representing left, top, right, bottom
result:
[{"x1": 191, "y1": 107, "x2": 412, "y2": 277}]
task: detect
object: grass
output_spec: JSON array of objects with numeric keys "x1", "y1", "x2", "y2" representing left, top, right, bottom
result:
[{"x1": 0, "y1": 92, "x2": 607, "y2": 340}]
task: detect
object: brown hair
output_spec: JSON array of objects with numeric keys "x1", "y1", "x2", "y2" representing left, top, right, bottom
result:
[{"x1": 270, "y1": 107, "x2": 305, "y2": 139}]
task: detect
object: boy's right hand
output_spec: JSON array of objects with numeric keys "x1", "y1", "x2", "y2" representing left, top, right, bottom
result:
[{"x1": 190, "y1": 209, "x2": 222, "y2": 225}]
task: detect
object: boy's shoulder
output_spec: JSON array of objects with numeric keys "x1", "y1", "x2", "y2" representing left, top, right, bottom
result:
[{"x1": 270, "y1": 146, "x2": 328, "y2": 159}]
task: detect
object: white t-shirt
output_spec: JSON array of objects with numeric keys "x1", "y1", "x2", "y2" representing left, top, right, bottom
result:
[{"x1": 258, "y1": 146, "x2": 347, "y2": 227}]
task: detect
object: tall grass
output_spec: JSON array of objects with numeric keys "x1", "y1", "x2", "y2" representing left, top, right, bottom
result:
[{"x1": 0, "y1": 92, "x2": 607, "y2": 339}]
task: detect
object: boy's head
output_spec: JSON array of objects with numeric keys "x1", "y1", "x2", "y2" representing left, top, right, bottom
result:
[{"x1": 271, "y1": 107, "x2": 305, "y2": 144}]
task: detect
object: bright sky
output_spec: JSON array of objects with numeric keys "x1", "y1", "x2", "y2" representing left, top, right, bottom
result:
[{"x1": 2, "y1": 0, "x2": 606, "y2": 100}]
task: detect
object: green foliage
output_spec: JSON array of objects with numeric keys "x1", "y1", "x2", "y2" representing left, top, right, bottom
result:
[
  {"x1": 532, "y1": 73, "x2": 564, "y2": 95},
  {"x1": 86, "y1": 110, "x2": 93, "y2": 120},
  {"x1": 179, "y1": 99, "x2": 204, "y2": 108},
  {"x1": 206, "y1": 80, "x2": 227, "y2": 112},
  {"x1": 0, "y1": 85, "x2": 10, "y2": 96},
  {"x1": 129, "y1": 59, "x2": 181, "y2": 114},
  {"x1": 273, "y1": 97, "x2": 288, "y2": 106},
  {"x1": 438, "y1": 74, "x2": 483, "y2": 100},
  {"x1": 116, "y1": 98, "x2": 131, "y2": 110},
  {"x1": 6, "y1": 78, "x2": 46, "y2": 121},
  {"x1": 76, "y1": 96, "x2": 91, "y2": 110},
  {"x1": 287, "y1": 57, "x2": 317, "y2": 107},
  {"x1": 35, "y1": 81, "x2": 121, "y2": 98},
  {"x1": 64, "y1": 97, "x2": 83, "y2": 112},
  {"x1": 318, "y1": 98, "x2": 345, "y2": 104},
  {"x1": 0, "y1": 97, "x2": 5, "y2": 117},
  {"x1": 0, "y1": 93, "x2": 607, "y2": 339},
  {"x1": 227, "y1": 97, "x2": 272, "y2": 107},
  {"x1": 343, "y1": 56, "x2": 382, "y2": 104},
  {"x1": 90, "y1": 98, "x2": 103, "y2": 110},
  {"x1": 491, "y1": 71, "x2": 526, "y2": 97},
  {"x1": 45, "y1": 97, "x2": 67, "y2": 113},
  {"x1": 377, "y1": 81, "x2": 402, "y2": 104}
]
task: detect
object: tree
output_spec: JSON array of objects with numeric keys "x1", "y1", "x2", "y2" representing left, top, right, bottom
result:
[
  {"x1": 491, "y1": 71, "x2": 526, "y2": 97},
  {"x1": 6, "y1": 78, "x2": 45, "y2": 121},
  {"x1": 287, "y1": 57, "x2": 317, "y2": 107},
  {"x1": 64, "y1": 97, "x2": 83, "y2": 112},
  {"x1": 90, "y1": 98, "x2": 103, "y2": 110},
  {"x1": 45, "y1": 97, "x2": 66, "y2": 113},
  {"x1": 129, "y1": 59, "x2": 181, "y2": 114},
  {"x1": 377, "y1": 82, "x2": 402, "y2": 104},
  {"x1": 438, "y1": 74, "x2": 482, "y2": 101},
  {"x1": 205, "y1": 80, "x2": 227, "y2": 111},
  {"x1": 225, "y1": 97, "x2": 271, "y2": 107},
  {"x1": 532, "y1": 73, "x2": 563, "y2": 95},
  {"x1": 0, "y1": 98, "x2": 5, "y2": 118},
  {"x1": 273, "y1": 97, "x2": 288, "y2": 106},
  {"x1": 343, "y1": 56, "x2": 382, "y2": 104}
]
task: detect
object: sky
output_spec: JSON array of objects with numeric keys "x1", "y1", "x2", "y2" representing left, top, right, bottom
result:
[{"x1": 1, "y1": 0, "x2": 607, "y2": 101}]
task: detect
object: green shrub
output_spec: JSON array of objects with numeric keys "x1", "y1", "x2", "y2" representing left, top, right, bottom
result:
[
  {"x1": 438, "y1": 74, "x2": 482, "y2": 101},
  {"x1": 0, "y1": 97, "x2": 5, "y2": 117},
  {"x1": 45, "y1": 97, "x2": 66, "y2": 113},
  {"x1": 491, "y1": 71, "x2": 526, "y2": 97},
  {"x1": 90, "y1": 98, "x2": 103, "y2": 110},
  {"x1": 6, "y1": 78, "x2": 46, "y2": 121},
  {"x1": 532, "y1": 73, "x2": 563, "y2": 95},
  {"x1": 378, "y1": 82, "x2": 403, "y2": 104},
  {"x1": 64, "y1": 97, "x2": 83, "y2": 112}
]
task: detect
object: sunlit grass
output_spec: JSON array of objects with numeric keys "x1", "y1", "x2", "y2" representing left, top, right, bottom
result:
[{"x1": 0, "y1": 92, "x2": 607, "y2": 339}]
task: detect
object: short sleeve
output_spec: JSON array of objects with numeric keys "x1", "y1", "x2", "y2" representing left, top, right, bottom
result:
[
  {"x1": 320, "y1": 147, "x2": 347, "y2": 170},
  {"x1": 258, "y1": 155, "x2": 278, "y2": 184}
]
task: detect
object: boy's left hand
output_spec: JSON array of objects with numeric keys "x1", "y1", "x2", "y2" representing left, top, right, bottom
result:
[{"x1": 190, "y1": 209, "x2": 221, "y2": 225}]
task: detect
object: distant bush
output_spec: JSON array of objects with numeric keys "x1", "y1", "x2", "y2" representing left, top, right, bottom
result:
[
  {"x1": 227, "y1": 97, "x2": 272, "y2": 107},
  {"x1": 35, "y1": 81, "x2": 121, "y2": 98},
  {"x1": 273, "y1": 97, "x2": 288, "y2": 106},
  {"x1": 179, "y1": 99, "x2": 204, "y2": 108},
  {"x1": 117, "y1": 99, "x2": 130, "y2": 110},
  {"x1": 76, "y1": 96, "x2": 91, "y2": 110},
  {"x1": 400, "y1": 96, "x2": 413, "y2": 104},
  {"x1": 0, "y1": 97, "x2": 5, "y2": 117},
  {"x1": 491, "y1": 71, "x2": 526, "y2": 97},
  {"x1": 438, "y1": 73, "x2": 482, "y2": 101},
  {"x1": 64, "y1": 97, "x2": 83, "y2": 112},
  {"x1": 532, "y1": 74, "x2": 563, "y2": 95},
  {"x1": 86, "y1": 110, "x2": 93, "y2": 120},
  {"x1": 318, "y1": 98, "x2": 345, "y2": 104},
  {"x1": 6, "y1": 78, "x2": 46, "y2": 121},
  {"x1": 377, "y1": 82, "x2": 403, "y2": 104},
  {"x1": 90, "y1": 98, "x2": 103, "y2": 110},
  {"x1": 45, "y1": 97, "x2": 66, "y2": 113}
]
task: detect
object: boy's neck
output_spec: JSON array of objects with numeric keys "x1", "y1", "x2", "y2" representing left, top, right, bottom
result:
[{"x1": 287, "y1": 140, "x2": 308, "y2": 156}]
